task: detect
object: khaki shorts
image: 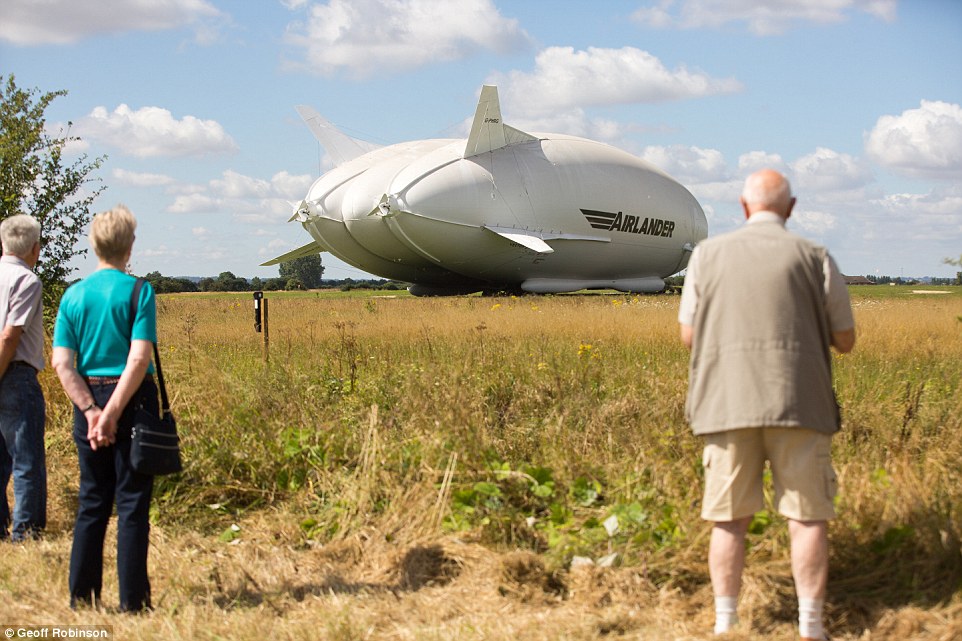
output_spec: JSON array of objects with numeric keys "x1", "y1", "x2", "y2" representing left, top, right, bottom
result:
[{"x1": 700, "y1": 427, "x2": 837, "y2": 522}]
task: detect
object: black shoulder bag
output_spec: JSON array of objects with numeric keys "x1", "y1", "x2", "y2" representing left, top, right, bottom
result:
[{"x1": 129, "y1": 278, "x2": 183, "y2": 476}]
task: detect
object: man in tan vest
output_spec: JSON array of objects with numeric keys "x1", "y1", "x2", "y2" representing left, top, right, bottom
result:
[{"x1": 678, "y1": 169, "x2": 855, "y2": 640}]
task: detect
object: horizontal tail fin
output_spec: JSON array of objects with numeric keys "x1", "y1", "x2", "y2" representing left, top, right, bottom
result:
[
  {"x1": 260, "y1": 240, "x2": 325, "y2": 267},
  {"x1": 483, "y1": 226, "x2": 554, "y2": 253}
]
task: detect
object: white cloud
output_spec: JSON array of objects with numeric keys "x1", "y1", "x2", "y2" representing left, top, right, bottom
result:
[
  {"x1": 74, "y1": 104, "x2": 238, "y2": 158},
  {"x1": 266, "y1": 238, "x2": 288, "y2": 252},
  {"x1": 790, "y1": 147, "x2": 872, "y2": 192},
  {"x1": 632, "y1": 0, "x2": 896, "y2": 36},
  {"x1": 690, "y1": 180, "x2": 742, "y2": 208},
  {"x1": 872, "y1": 190, "x2": 962, "y2": 236},
  {"x1": 112, "y1": 168, "x2": 175, "y2": 187},
  {"x1": 640, "y1": 144, "x2": 729, "y2": 184},
  {"x1": 677, "y1": 145, "x2": 959, "y2": 278},
  {"x1": 283, "y1": 0, "x2": 532, "y2": 77},
  {"x1": 169, "y1": 193, "x2": 220, "y2": 214},
  {"x1": 737, "y1": 151, "x2": 786, "y2": 174},
  {"x1": 791, "y1": 209, "x2": 838, "y2": 235},
  {"x1": 0, "y1": 0, "x2": 223, "y2": 46},
  {"x1": 865, "y1": 100, "x2": 962, "y2": 180},
  {"x1": 138, "y1": 244, "x2": 172, "y2": 259},
  {"x1": 270, "y1": 171, "x2": 315, "y2": 197},
  {"x1": 168, "y1": 170, "x2": 313, "y2": 223},
  {"x1": 211, "y1": 171, "x2": 272, "y2": 199},
  {"x1": 490, "y1": 46, "x2": 741, "y2": 117}
]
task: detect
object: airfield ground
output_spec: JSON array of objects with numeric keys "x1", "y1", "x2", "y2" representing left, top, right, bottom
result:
[{"x1": 2, "y1": 286, "x2": 960, "y2": 640}]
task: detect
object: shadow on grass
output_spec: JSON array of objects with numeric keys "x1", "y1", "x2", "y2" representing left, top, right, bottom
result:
[{"x1": 208, "y1": 544, "x2": 462, "y2": 611}]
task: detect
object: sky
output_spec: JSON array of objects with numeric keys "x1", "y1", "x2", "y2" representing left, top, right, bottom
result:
[{"x1": 1, "y1": 0, "x2": 960, "y2": 281}]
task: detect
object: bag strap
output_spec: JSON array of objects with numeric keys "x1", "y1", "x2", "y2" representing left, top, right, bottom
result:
[{"x1": 130, "y1": 278, "x2": 171, "y2": 415}]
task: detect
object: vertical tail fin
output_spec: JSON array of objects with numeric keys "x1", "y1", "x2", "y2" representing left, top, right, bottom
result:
[
  {"x1": 295, "y1": 105, "x2": 382, "y2": 166},
  {"x1": 464, "y1": 85, "x2": 538, "y2": 158}
]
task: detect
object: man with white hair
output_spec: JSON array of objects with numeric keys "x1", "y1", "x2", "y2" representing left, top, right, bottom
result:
[
  {"x1": 0, "y1": 214, "x2": 47, "y2": 541},
  {"x1": 678, "y1": 169, "x2": 855, "y2": 640}
]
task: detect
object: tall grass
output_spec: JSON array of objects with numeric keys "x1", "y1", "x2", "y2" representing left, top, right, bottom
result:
[{"x1": 6, "y1": 286, "x2": 961, "y2": 640}]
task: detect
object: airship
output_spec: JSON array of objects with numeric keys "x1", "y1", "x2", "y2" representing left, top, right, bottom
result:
[{"x1": 264, "y1": 85, "x2": 707, "y2": 296}]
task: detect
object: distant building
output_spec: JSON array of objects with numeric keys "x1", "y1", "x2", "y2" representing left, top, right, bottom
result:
[{"x1": 843, "y1": 275, "x2": 875, "y2": 285}]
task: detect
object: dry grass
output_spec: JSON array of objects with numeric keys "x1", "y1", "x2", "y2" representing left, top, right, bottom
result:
[{"x1": 3, "y1": 288, "x2": 961, "y2": 640}]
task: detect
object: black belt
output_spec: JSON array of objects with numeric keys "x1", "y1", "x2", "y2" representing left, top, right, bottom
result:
[
  {"x1": 84, "y1": 374, "x2": 154, "y2": 386},
  {"x1": 9, "y1": 361, "x2": 37, "y2": 373}
]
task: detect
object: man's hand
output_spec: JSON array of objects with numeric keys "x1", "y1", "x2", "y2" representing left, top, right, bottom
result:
[
  {"x1": 86, "y1": 407, "x2": 115, "y2": 451},
  {"x1": 0, "y1": 325, "x2": 25, "y2": 379},
  {"x1": 680, "y1": 323, "x2": 694, "y2": 350},
  {"x1": 831, "y1": 328, "x2": 855, "y2": 354}
]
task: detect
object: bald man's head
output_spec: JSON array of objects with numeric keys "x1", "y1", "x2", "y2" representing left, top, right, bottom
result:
[{"x1": 740, "y1": 169, "x2": 795, "y2": 218}]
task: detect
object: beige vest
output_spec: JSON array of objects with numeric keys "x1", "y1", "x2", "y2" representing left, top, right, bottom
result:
[{"x1": 686, "y1": 221, "x2": 840, "y2": 435}]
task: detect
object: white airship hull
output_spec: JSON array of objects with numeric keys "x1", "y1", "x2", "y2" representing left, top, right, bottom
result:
[{"x1": 267, "y1": 86, "x2": 707, "y2": 295}]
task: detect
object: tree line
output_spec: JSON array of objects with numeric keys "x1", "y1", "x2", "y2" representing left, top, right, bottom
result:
[
  {"x1": 144, "y1": 269, "x2": 408, "y2": 294},
  {"x1": 863, "y1": 274, "x2": 960, "y2": 286},
  {"x1": 144, "y1": 253, "x2": 407, "y2": 293}
]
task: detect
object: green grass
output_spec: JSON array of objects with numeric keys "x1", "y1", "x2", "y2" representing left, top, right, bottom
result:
[{"x1": 8, "y1": 287, "x2": 960, "y2": 640}]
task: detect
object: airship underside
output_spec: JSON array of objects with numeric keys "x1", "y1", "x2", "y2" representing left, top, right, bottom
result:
[{"x1": 264, "y1": 85, "x2": 708, "y2": 295}]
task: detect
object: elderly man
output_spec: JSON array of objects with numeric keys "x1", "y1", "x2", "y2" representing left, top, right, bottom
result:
[
  {"x1": 678, "y1": 169, "x2": 855, "y2": 640},
  {"x1": 0, "y1": 214, "x2": 47, "y2": 541}
]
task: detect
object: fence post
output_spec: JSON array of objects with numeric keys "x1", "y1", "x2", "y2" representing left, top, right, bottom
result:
[
  {"x1": 263, "y1": 297, "x2": 270, "y2": 363},
  {"x1": 253, "y1": 291, "x2": 269, "y2": 363}
]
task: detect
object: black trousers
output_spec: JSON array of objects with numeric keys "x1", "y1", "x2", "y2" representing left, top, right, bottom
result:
[{"x1": 69, "y1": 376, "x2": 157, "y2": 611}]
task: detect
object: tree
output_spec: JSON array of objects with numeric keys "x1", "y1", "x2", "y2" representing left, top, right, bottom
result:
[
  {"x1": 279, "y1": 254, "x2": 324, "y2": 289},
  {"x1": 199, "y1": 271, "x2": 249, "y2": 292},
  {"x1": 144, "y1": 271, "x2": 198, "y2": 294},
  {"x1": 945, "y1": 254, "x2": 962, "y2": 285},
  {"x1": 1, "y1": 74, "x2": 107, "y2": 310}
]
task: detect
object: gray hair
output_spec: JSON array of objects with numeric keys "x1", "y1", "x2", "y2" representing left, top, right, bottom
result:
[
  {"x1": 0, "y1": 214, "x2": 41, "y2": 257},
  {"x1": 741, "y1": 169, "x2": 793, "y2": 213}
]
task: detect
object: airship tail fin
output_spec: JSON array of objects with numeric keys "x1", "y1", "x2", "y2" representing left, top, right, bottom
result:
[
  {"x1": 295, "y1": 106, "x2": 382, "y2": 166},
  {"x1": 464, "y1": 85, "x2": 538, "y2": 158},
  {"x1": 260, "y1": 240, "x2": 325, "y2": 267}
]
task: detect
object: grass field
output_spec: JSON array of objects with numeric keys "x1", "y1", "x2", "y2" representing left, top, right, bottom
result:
[{"x1": 3, "y1": 286, "x2": 961, "y2": 640}]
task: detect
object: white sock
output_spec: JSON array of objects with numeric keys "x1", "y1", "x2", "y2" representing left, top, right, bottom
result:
[
  {"x1": 714, "y1": 595, "x2": 739, "y2": 634},
  {"x1": 798, "y1": 597, "x2": 825, "y2": 639}
]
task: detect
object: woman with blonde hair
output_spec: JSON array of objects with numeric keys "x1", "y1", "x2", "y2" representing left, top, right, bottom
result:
[{"x1": 52, "y1": 204, "x2": 158, "y2": 612}]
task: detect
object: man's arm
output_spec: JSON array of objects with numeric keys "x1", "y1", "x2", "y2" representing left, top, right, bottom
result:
[
  {"x1": 51, "y1": 346, "x2": 104, "y2": 447},
  {"x1": 824, "y1": 253, "x2": 855, "y2": 354},
  {"x1": 831, "y1": 328, "x2": 855, "y2": 354},
  {"x1": 0, "y1": 324, "x2": 24, "y2": 379},
  {"x1": 677, "y1": 248, "x2": 699, "y2": 351},
  {"x1": 680, "y1": 323, "x2": 694, "y2": 350}
]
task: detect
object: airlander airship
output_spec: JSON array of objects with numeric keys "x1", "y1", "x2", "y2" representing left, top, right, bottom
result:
[{"x1": 264, "y1": 85, "x2": 707, "y2": 296}]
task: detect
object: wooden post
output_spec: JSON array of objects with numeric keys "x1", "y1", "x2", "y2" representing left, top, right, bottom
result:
[{"x1": 262, "y1": 296, "x2": 270, "y2": 363}]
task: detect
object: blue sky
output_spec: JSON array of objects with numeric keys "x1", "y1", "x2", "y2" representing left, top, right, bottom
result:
[{"x1": 1, "y1": 0, "x2": 960, "y2": 280}]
